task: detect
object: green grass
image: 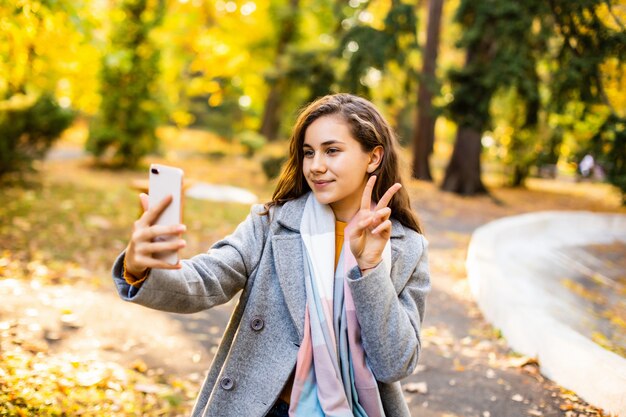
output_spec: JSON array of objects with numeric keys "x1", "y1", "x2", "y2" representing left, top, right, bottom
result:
[{"x1": 0, "y1": 161, "x2": 254, "y2": 287}]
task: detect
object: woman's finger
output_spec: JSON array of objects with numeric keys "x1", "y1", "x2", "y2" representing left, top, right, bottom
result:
[
  {"x1": 375, "y1": 207, "x2": 392, "y2": 222},
  {"x1": 146, "y1": 224, "x2": 186, "y2": 240},
  {"x1": 141, "y1": 239, "x2": 186, "y2": 254},
  {"x1": 375, "y1": 183, "x2": 402, "y2": 210},
  {"x1": 136, "y1": 255, "x2": 182, "y2": 270},
  {"x1": 138, "y1": 194, "x2": 173, "y2": 227},
  {"x1": 356, "y1": 213, "x2": 375, "y2": 231},
  {"x1": 139, "y1": 193, "x2": 149, "y2": 212},
  {"x1": 360, "y1": 176, "x2": 377, "y2": 210},
  {"x1": 131, "y1": 223, "x2": 183, "y2": 246},
  {"x1": 371, "y1": 219, "x2": 392, "y2": 235}
]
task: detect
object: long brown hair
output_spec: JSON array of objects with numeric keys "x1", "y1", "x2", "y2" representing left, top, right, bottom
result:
[{"x1": 265, "y1": 93, "x2": 422, "y2": 234}]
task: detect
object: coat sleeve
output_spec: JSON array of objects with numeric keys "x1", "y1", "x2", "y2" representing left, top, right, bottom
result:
[
  {"x1": 346, "y1": 231, "x2": 431, "y2": 383},
  {"x1": 111, "y1": 204, "x2": 270, "y2": 314}
]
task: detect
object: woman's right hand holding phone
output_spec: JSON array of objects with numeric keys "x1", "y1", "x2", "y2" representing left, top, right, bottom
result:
[{"x1": 124, "y1": 193, "x2": 187, "y2": 278}]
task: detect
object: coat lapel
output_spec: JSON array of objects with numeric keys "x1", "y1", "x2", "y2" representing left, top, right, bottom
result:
[
  {"x1": 272, "y1": 234, "x2": 306, "y2": 339},
  {"x1": 271, "y1": 195, "x2": 308, "y2": 339}
]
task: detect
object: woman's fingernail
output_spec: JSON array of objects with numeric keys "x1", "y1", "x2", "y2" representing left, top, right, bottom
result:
[{"x1": 177, "y1": 225, "x2": 186, "y2": 232}]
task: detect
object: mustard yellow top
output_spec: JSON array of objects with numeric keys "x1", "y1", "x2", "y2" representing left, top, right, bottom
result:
[{"x1": 335, "y1": 220, "x2": 347, "y2": 269}]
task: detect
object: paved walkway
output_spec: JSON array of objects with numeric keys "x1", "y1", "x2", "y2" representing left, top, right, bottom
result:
[{"x1": 466, "y1": 212, "x2": 626, "y2": 416}]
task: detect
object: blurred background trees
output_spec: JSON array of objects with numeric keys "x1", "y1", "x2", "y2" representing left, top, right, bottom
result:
[
  {"x1": 0, "y1": 0, "x2": 83, "y2": 180},
  {"x1": 86, "y1": 0, "x2": 166, "y2": 167},
  {"x1": 1, "y1": 0, "x2": 624, "y2": 202}
]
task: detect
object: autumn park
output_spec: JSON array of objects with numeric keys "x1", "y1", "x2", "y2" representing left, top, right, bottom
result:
[{"x1": 1, "y1": 0, "x2": 625, "y2": 416}]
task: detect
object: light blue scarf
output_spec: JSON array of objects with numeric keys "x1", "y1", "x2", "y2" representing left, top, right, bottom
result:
[{"x1": 289, "y1": 193, "x2": 391, "y2": 417}]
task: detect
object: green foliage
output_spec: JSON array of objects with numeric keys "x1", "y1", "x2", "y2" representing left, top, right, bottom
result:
[
  {"x1": 544, "y1": 1, "x2": 626, "y2": 199},
  {"x1": 285, "y1": 48, "x2": 336, "y2": 102},
  {"x1": 548, "y1": 1, "x2": 626, "y2": 110},
  {"x1": 261, "y1": 155, "x2": 288, "y2": 180},
  {"x1": 588, "y1": 114, "x2": 626, "y2": 202},
  {"x1": 446, "y1": 0, "x2": 545, "y2": 132},
  {"x1": 238, "y1": 130, "x2": 267, "y2": 157},
  {"x1": 446, "y1": 0, "x2": 625, "y2": 195},
  {"x1": 340, "y1": 2, "x2": 419, "y2": 97},
  {"x1": 444, "y1": 0, "x2": 545, "y2": 190},
  {"x1": 86, "y1": 0, "x2": 166, "y2": 168},
  {"x1": 0, "y1": 93, "x2": 74, "y2": 180},
  {"x1": 187, "y1": 85, "x2": 244, "y2": 140}
]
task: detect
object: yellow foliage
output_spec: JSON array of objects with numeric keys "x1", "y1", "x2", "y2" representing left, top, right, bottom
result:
[
  {"x1": 0, "y1": 0, "x2": 101, "y2": 113},
  {"x1": 208, "y1": 92, "x2": 223, "y2": 107},
  {"x1": 171, "y1": 110, "x2": 195, "y2": 127},
  {"x1": 600, "y1": 58, "x2": 626, "y2": 117}
]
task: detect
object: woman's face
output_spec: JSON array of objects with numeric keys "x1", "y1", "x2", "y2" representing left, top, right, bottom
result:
[{"x1": 302, "y1": 115, "x2": 380, "y2": 221}]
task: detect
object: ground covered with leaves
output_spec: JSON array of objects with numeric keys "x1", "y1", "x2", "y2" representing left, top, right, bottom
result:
[{"x1": 0, "y1": 144, "x2": 259, "y2": 415}]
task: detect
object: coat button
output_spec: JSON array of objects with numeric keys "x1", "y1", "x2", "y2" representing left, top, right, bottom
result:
[
  {"x1": 250, "y1": 316, "x2": 264, "y2": 331},
  {"x1": 220, "y1": 377, "x2": 234, "y2": 391}
]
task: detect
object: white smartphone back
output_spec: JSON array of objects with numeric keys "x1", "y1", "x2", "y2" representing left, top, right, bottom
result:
[{"x1": 149, "y1": 164, "x2": 184, "y2": 265}]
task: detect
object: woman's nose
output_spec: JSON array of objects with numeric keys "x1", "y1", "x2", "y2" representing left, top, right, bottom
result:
[{"x1": 310, "y1": 154, "x2": 327, "y2": 173}]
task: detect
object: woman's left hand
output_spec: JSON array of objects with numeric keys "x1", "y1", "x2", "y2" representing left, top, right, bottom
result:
[{"x1": 350, "y1": 175, "x2": 402, "y2": 272}]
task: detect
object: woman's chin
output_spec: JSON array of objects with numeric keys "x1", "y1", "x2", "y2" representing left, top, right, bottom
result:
[{"x1": 312, "y1": 192, "x2": 334, "y2": 205}]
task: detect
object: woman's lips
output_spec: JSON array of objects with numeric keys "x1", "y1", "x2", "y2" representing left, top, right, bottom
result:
[{"x1": 312, "y1": 180, "x2": 333, "y2": 189}]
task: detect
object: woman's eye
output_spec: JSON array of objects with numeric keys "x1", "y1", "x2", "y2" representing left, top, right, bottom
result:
[
  {"x1": 327, "y1": 148, "x2": 339, "y2": 154},
  {"x1": 303, "y1": 150, "x2": 314, "y2": 157}
]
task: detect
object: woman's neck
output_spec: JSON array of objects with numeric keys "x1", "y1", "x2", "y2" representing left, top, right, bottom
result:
[{"x1": 330, "y1": 203, "x2": 359, "y2": 222}]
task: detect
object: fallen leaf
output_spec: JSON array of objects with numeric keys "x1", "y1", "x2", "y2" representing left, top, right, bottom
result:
[
  {"x1": 131, "y1": 359, "x2": 148, "y2": 373},
  {"x1": 61, "y1": 313, "x2": 82, "y2": 329},
  {"x1": 76, "y1": 369, "x2": 105, "y2": 387},
  {"x1": 44, "y1": 329, "x2": 62, "y2": 342},
  {"x1": 403, "y1": 382, "x2": 428, "y2": 394},
  {"x1": 506, "y1": 355, "x2": 539, "y2": 368},
  {"x1": 135, "y1": 383, "x2": 161, "y2": 394}
]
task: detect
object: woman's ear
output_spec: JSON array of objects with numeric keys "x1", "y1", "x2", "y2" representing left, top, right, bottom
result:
[{"x1": 367, "y1": 146, "x2": 384, "y2": 174}]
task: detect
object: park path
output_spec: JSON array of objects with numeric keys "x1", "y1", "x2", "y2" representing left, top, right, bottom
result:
[{"x1": 399, "y1": 183, "x2": 596, "y2": 417}]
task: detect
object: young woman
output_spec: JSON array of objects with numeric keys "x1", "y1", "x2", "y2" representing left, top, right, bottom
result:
[{"x1": 113, "y1": 93, "x2": 431, "y2": 417}]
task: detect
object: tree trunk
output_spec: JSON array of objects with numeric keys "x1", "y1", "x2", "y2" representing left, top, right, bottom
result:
[
  {"x1": 412, "y1": 0, "x2": 444, "y2": 181},
  {"x1": 259, "y1": 0, "x2": 299, "y2": 141},
  {"x1": 511, "y1": 164, "x2": 528, "y2": 187},
  {"x1": 259, "y1": 84, "x2": 282, "y2": 141},
  {"x1": 441, "y1": 126, "x2": 487, "y2": 194}
]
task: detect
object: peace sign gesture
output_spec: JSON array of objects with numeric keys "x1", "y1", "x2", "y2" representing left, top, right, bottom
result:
[{"x1": 349, "y1": 175, "x2": 402, "y2": 272}]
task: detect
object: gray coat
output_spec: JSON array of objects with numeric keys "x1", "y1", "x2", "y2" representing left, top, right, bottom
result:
[{"x1": 112, "y1": 193, "x2": 430, "y2": 417}]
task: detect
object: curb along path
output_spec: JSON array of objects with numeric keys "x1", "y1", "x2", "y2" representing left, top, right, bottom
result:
[{"x1": 467, "y1": 212, "x2": 626, "y2": 416}]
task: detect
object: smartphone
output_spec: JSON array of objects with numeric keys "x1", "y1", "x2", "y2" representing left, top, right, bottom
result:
[{"x1": 149, "y1": 164, "x2": 184, "y2": 265}]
